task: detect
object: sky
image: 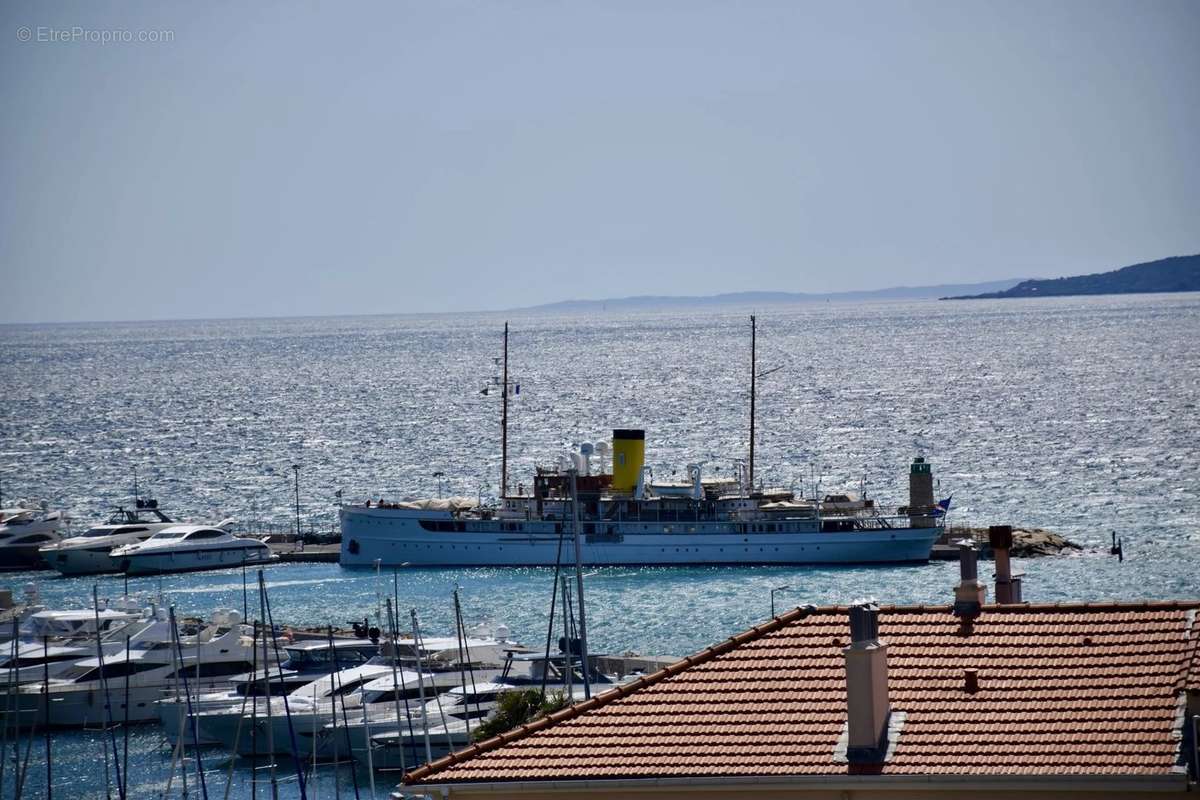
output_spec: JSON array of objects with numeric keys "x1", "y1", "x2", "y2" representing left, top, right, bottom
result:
[{"x1": 2, "y1": 1, "x2": 1198, "y2": 323}]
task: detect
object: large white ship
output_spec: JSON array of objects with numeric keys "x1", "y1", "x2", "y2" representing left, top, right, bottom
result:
[
  {"x1": 340, "y1": 436, "x2": 943, "y2": 567},
  {"x1": 341, "y1": 320, "x2": 947, "y2": 568}
]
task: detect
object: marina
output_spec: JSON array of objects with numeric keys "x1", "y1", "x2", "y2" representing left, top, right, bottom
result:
[{"x1": 0, "y1": 564, "x2": 682, "y2": 799}]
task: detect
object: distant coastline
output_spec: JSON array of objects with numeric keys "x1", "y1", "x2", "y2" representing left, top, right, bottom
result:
[
  {"x1": 942, "y1": 254, "x2": 1200, "y2": 300},
  {"x1": 517, "y1": 278, "x2": 1025, "y2": 313}
]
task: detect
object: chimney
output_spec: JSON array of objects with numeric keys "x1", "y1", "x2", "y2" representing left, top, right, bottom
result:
[
  {"x1": 952, "y1": 540, "x2": 987, "y2": 617},
  {"x1": 989, "y1": 525, "x2": 1023, "y2": 604},
  {"x1": 843, "y1": 603, "x2": 890, "y2": 762}
]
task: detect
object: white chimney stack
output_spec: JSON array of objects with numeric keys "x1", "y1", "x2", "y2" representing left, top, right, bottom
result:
[{"x1": 844, "y1": 602, "x2": 890, "y2": 762}]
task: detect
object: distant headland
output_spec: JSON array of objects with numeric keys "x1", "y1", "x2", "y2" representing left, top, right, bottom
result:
[
  {"x1": 942, "y1": 254, "x2": 1200, "y2": 300},
  {"x1": 519, "y1": 278, "x2": 1025, "y2": 313}
]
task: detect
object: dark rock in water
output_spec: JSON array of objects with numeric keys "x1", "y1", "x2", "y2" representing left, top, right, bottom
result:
[
  {"x1": 941, "y1": 526, "x2": 1082, "y2": 558},
  {"x1": 1006, "y1": 527, "x2": 1084, "y2": 557}
]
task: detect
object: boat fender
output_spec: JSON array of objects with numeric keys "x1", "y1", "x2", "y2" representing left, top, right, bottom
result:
[{"x1": 348, "y1": 539, "x2": 360, "y2": 555}]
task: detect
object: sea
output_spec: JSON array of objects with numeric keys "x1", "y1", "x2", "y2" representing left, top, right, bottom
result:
[{"x1": 2, "y1": 293, "x2": 1198, "y2": 798}]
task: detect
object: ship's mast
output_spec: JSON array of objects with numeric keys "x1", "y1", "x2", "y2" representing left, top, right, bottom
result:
[
  {"x1": 569, "y1": 468, "x2": 591, "y2": 699},
  {"x1": 501, "y1": 321, "x2": 509, "y2": 498},
  {"x1": 749, "y1": 314, "x2": 756, "y2": 489}
]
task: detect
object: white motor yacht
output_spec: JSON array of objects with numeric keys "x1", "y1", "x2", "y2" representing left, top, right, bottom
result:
[
  {"x1": 160, "y1": 637, "x2": 377, "y2": 746},
  {"x1": 0, "y1": 604, "x2": 148, "y2": 687},
  {"x1": 204, "y1": 661, "x2": 406, "y2": 757},
  {"x1": 335, "y1": 647, "x2": 644, "y2": 768},
  {"x1": 111, "y1": 524, "x2": 274, "y2": 575},
  {"x1": 191, "y1": 627, "x2": 526, "y2": 759},
  {"x1": 40, "y1": 501, "x2": 180, "y2": 576},
  {"x1": 361, "y1": 679, "x2": 601, "y2": 771},
  {"x1": 12, "y1": 609, "x2": 257, "y2": 728},
  {"x1": 0, "y1": 506, "x2": 69, "y2": 570}
]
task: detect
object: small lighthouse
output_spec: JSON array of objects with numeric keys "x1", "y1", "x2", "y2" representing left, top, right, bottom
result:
[{"x1": 908, "y1": 457, "x2": 935, "y2": 528}]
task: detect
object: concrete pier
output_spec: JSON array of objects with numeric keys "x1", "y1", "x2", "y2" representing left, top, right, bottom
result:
[{"x1": 268, "y1": 542, "x2": 341, "y2": 563}]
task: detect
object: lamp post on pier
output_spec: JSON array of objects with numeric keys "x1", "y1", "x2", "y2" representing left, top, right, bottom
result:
[{"x1": 291, "y1": 464, "x2": 301, "y2": 540}]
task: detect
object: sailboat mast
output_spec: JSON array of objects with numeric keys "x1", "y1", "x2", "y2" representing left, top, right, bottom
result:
[
  {"x1": 501, "y1": 321, "x2": 509, "y2": 498},
  {"x1": 749, "y1": 314, "x2": 756, "y2": 488}
]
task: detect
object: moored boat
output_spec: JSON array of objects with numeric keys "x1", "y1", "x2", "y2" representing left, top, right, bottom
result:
[
  {"x1": 0, "y1": 603, "x2": 149, "y2": 686},
  {"x1": 159, "y1": 636, "x2": 379, "y2": 745},
  {"x1": 9, "y1": 608, "x2": 256, "y2": 728},
  {"x1": 111, "y1": 524, "x2": 274, "y2": 575},
  {"x1": 340, "y1": 321, "x2": 949, "y2": 568},
  {"x1": 0, "y1": 506, "x2": 69, "y2": 570},
  {"x1": 39, "y1": 500, "x2": 180, "y2": 575},
  {"x1": 341, "y1": 436, "x2": 945, "y2": 567}
]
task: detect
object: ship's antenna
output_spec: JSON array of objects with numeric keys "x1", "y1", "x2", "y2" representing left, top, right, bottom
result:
[
  {"x1": 747, "y1": 316, "x2": 784, "y2": 492},
  {"x1": 749, "y1": 315, "x2": 756, "y2": 488},
  {"x1": 132, "y1": 465, "x2": 139, "y2": 505},
  {"x1": 501, "y1": 321, "x2": 509, "y2": 498}
]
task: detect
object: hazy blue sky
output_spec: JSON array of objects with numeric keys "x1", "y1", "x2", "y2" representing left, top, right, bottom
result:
[{"x1": 3, "y1": 1, "x2": 1198, "y2": 323}]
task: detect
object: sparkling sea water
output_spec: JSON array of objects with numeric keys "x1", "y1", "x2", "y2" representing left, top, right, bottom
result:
[{"x1": 1, "y1": 293, "x2": 1198, "y2": 798}]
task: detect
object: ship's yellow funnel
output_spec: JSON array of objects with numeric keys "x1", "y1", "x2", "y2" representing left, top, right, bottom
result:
[{"x1": 611, "y1": 429, "x2": 645, "y2": 492}]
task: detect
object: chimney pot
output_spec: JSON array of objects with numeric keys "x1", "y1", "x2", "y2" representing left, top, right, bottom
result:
[
  {"x1": 957, "y1": 539, "x2": 979, "y2": 581},
  {"x1": 849, "y1": 602, "x2": 880, "y2": 644},
  {"x1": 953, "y1": 541, "x2": 986, "y2": 617},
  {"x1": 989, "y1": 525, "x2": 1016, "y2": 604},
  {"x1": 963, "y1": 668, "x2": 979, "y2": 693},
  {"x1": 988, "y1": 525, "x2": 1013, "y2": 551}
]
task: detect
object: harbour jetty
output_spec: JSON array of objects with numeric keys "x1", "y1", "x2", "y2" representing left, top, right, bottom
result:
[
  {"x1": 931, "y1": 525, "x2": 1081, "y2": 560},
  {"x1": 270, "y1": 541, "x2": 340, "y2": 563}
]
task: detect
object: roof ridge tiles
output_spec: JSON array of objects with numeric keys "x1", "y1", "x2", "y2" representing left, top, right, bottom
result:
[
  {"x1": 871, "y1": 600, "x2": 1200, "y2": 614},
  {"x1": 406, "y1": 599, "x2": 1200, "y2": 787},
  {"x1": 782, "y1": 600, "x2": 1200, "y2": 617}
]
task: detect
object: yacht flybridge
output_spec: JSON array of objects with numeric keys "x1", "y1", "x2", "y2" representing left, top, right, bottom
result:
[
  {"x1": 39, "y1": 500, "x2": 180, "y2": 575},
  {"x1": 0, "y1": 505, "x2": 69, "y2": 569},
  {"x1": 341, "y1": 320, "x2": 948, "y2": 567}
]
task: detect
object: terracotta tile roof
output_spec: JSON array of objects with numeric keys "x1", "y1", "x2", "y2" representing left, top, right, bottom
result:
[{"x1": 407, "y1": 600, "x2": 1200, "y2": 786}]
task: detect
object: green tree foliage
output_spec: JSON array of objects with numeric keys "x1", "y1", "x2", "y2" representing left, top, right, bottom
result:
[{"x1": 470, "y1": 689, "x2": 570, "y2": 742}]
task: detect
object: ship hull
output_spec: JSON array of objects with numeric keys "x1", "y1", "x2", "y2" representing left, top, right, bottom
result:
[
  {"x1": 118, "y1": 547, "x2": 274, "y2": 576},
  {"x1": 9, "y1": 677, "x2": 237, "y2": 728},
  {"x1": 339, "y1": 508, "x2": 941, "y2": 567},
  {"x1": 0, "y1": 544, "x2": 52, "y2": 571},
  {"x1": 44, "y1": 545, "x2": 124, "y2": 575}
]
